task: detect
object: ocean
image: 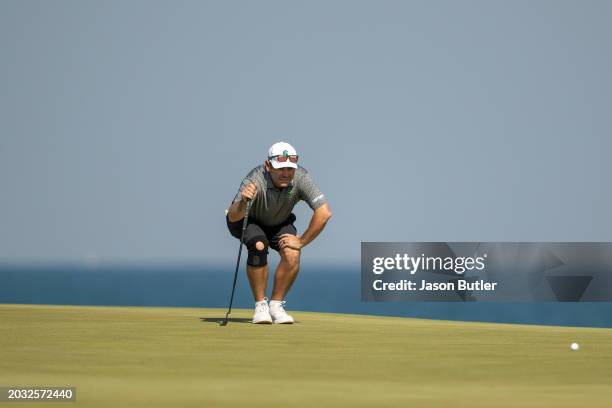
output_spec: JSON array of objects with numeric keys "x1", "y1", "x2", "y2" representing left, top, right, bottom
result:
[{"x1": 2, "y1": 263, "x2": 612, "y2": 328}]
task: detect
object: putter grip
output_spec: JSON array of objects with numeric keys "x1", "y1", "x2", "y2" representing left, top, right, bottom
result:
[{"x1": 241, "y1": 199, "x2": 252, "y2": 232}]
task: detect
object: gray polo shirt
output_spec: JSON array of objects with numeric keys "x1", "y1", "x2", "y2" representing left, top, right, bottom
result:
[{"x1": 232, "y1": 165, "x2": 326, "y2": 227}]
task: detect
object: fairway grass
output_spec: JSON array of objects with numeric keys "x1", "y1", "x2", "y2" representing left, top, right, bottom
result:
[{"x1": 1, "y1": 304, "x2": 611, "y2": 407}]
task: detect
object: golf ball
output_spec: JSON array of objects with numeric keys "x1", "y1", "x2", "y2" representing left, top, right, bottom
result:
[{"x1": 570, "y1": 342, "x2": 579, "y2": 351}]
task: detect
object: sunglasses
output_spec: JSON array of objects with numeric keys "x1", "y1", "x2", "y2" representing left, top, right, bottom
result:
[{"x1": 269, "y1": 155, "x2": 298, "y2": 163}]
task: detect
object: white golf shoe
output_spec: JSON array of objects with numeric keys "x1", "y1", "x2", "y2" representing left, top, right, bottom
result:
[
  {"x1": 252, "y1": 298, "x2": 272, "y2": 324},
  {"x1": 269, "y1": 300, "x2": 294, "y2": 324}
]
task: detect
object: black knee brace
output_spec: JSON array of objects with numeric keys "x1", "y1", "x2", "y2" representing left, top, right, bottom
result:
[{"x1": 245, "y1": 236, "x2": 269, "y2": 266}]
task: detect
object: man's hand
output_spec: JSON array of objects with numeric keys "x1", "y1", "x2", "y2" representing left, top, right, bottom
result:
[
  {"x1": 278, "y1": 234, "x2": 303, "y2": 251},
  {"x1": 240, "y1": 183, "x2": 257, "y2": 202},
  {"x1": 227, "y1": 183, "x2": 258, "y2": 222}
]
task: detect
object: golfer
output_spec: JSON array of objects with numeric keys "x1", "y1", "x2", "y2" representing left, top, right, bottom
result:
[{"x1": 226, "y1": 142, "x2": 332, "y2": 324}]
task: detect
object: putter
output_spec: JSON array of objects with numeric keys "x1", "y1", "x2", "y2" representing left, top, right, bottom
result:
[{"x1": 219, "y1": 199, "x2": 253, "y2": 326}]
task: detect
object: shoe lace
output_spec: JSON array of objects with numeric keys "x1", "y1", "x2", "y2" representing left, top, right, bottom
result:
[
  {"x1": 256, "y1": 299, "x2": 269, "y2": 313},
  {"x1": 275, "y1": 301, "x2": 288, "y2": 313}
]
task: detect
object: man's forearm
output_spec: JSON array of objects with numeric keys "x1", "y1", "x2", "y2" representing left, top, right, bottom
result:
[
  {"x1": 299, "y1": 204, "x2": 332, "y2": 248},
  {"x1": 227, "y1": 200, "x2": 248, "y2": 222}
]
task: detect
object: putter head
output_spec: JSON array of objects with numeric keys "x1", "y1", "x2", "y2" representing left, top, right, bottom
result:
[{"x1": 219, "y1": 319, "x2": 228, "y2": 326}]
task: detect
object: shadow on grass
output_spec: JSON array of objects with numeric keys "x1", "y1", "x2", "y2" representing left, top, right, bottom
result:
[{"x1": 200, "y1": 317, "x2": 252, "y2": 324}]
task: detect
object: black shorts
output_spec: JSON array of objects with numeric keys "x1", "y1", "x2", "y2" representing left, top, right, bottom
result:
[{"x1": 226, "y1": 213, "x2": 297, "y2": 252}]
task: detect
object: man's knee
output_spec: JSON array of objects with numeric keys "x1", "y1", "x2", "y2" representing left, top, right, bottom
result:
[
  {"x1": 246, "y1": 236, "x2": 269, "y2": 266},
  {"x1": 280, "y1": 247, "x2": 300, "y2": 269}
]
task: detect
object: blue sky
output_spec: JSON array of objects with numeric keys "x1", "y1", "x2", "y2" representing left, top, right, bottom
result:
[{"x1": 1, "y1": 0, "x2": 611, "y2": 264}]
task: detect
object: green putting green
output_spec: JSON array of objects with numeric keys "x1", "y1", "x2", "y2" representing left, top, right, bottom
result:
[{"x1": 1, "y1": 304, "x2": 611, "y2": 407}]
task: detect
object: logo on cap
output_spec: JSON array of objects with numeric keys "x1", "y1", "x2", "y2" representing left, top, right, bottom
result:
[{"x1": 282, "y1": 150, "x2": 289, "y2": 157}]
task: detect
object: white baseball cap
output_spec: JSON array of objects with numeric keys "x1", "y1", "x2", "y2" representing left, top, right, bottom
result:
[{"x1": 267, "y1": 141, "x2": 298, "y2": 169}]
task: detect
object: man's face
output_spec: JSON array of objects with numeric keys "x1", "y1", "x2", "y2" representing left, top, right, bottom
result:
[{"x1": 265, "y1": 161, "x2": 296, "y2": 188}]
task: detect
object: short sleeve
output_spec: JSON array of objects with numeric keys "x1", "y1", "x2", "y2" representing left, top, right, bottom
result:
[
  {"x1": 232, "y1": 166, "x2": 266, "y2": 204},
  {"x1": 298, "y1": 171, "x2": 327, "y2": 210}
]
